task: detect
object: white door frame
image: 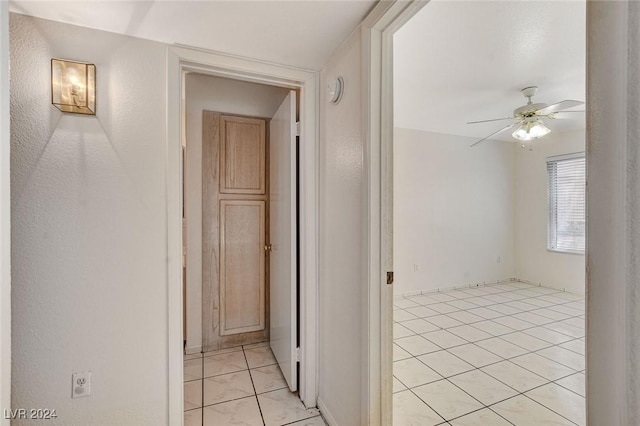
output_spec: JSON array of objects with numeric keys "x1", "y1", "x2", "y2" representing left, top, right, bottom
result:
[
  {"x1": 360, "y1": 1, "x2": 428, "y2": 423},
  {"x1": 166, "y1": 46, "x2": 319, "y2": 425},
  {"x1": 364, "y1": 1, "x2": 640, "y2": 425}
]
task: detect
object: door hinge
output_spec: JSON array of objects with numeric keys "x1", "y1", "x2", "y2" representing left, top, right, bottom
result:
[
  {"x1": 182, "y1": 217, "x2": 187, "y2": 268},
  {"x1": 386, "y1": 271, "x2": 394, "y2": 285},
  {"x1": 296, "y1": 347, "x2": 301, "y2": 363},
  {"x1": 296, "y1": 121, "x2": 301, "y2": 137}
]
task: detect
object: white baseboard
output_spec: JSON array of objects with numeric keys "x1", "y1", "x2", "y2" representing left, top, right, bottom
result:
[
  {"x1": 317, "y1": 397, "x2": 338, "y2": 426},
  {"x1": 394, "y1": 277, "x2": 585, "y2": 299},
  {"x1": 184, "y1": 345, "x2": 202, "y2": 355},
  {"x1": 393, "y1": 278, "x2": 515, "y2": 299},
  {"x1": 515, "y1": 278, "x2": 547, "y2": 287},
  {"x1": 394, "y1": 290, "x2": 423, "y2": 298},
  {"x1": 515, "y1": 277, "x2": 584, "y2": 294}
]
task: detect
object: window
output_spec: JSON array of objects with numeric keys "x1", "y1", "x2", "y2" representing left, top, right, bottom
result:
[{"x1": 547, "y1": 153, "x2": 586, "y2": 254}]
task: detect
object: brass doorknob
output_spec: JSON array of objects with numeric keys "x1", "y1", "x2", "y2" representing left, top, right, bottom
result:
[{"x1": 264, "y1": 244, "x2": 272, "y2": 252}]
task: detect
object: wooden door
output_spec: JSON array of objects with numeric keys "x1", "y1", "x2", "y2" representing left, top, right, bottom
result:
[{"x1": 202, "y1": 112, "x2": 269, "y2": 351}]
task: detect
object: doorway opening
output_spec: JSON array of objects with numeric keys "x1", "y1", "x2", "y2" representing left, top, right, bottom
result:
[
  {"x1": 382, "y1": 1, "x2": 586, "y2": 425},
  {"x1": 182, "y1": 75, "x2": 296, "y2": 354},
  {"x1": 181, "y1": 73, "x2": 315, "y2": 425},
  {"x1": 166, "y1": 46, "x2": 319, "y2": 426}
]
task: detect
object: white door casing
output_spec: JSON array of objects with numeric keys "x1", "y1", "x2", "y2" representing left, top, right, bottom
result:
[
  {"x1": 361, "y1": 1, "x2": 431, "y2": 424},
  {"x1": 168, "y1": 46, "x2": 318, "y2": 424},
  {"x1": 269, "y1": 91, "x2": 298, "y2": 392}
]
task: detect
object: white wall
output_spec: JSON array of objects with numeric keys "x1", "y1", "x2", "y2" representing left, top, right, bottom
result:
[
  {"x1": 393, "y1": 128, "x2": 516, "y2": 295},
  {"x1": 514, "y1": 129, "x2": 585, "y2": 294},
  {"x1": 184, "y1": 73, "x2": 289, "y2": 353},
  {"x1": 1, "y1": 3, "x2": 11, "y2": 424},
  {"x1": 392, "y1": 126, "x2": 586, "y2": 296},
  {"x1": 318, "y1": 29, "x2": 366, "y2": 426},
  {"x1": 10, "y1": 14, "x2": 168, "y2": 425}
]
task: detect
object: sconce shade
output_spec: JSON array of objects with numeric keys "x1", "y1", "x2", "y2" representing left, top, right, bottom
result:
[{"x1": 51, "y1": 59, "x2": 96, "y2": 115}]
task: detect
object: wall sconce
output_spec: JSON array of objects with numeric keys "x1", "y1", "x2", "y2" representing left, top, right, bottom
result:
[{"x1": 51, "y1": 58, "x2": 96, "y2": 115}]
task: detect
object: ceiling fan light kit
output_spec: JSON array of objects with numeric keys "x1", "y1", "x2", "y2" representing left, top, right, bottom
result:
[
  {"x1": 468, "y1": 85, "x2": 584, "y2": 149},
  {"x1": 512, "y1": 117, "x2": 551, "y2": 141}
]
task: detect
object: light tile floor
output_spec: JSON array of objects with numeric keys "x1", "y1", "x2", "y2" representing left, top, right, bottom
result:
[
  {"x1": 393, "y1": 281, "x2": 585, "y2": 426},
  {"x1": 184, "y1": 342, "x2": 325, "y2": 426}
]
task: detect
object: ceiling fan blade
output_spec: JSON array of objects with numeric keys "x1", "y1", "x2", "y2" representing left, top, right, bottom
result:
[
  {"x1": 470, "y1": 123, "x2": 518, "y2": 148},
  {"x1": 535, "y1": 100, "x2": 584, "y2": 115},
  {"x1": 467, "y1": 117, "x2": 515, "y2": 125},
  {"x1": 547, "y1": 110, "x2": 586, "y2": 119}
]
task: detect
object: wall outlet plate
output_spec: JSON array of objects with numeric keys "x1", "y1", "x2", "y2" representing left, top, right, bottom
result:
[{"x1": 72, "y1": 372, "x2": 92, "y2": 398}]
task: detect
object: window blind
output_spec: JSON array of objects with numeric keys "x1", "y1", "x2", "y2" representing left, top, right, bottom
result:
[{"x1": 547, "y1": 153, "x2": 586, "y2": 254}]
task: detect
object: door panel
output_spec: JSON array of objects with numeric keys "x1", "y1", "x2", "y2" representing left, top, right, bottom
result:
[
  {"x1": 219, "y1": 200, "x2": 266, "y2": 335},
  {"x1": 220, "y1": 115, "x2": 266, "y2": 195},
  {"x1": 202, "y1": 111, "x2": 269, "y2": 352},
  {"x1": 269, "y1": 91, "x2": 298, "y2": 392}
]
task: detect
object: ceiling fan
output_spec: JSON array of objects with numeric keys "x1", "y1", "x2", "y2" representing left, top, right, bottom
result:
[{"x1": 468, "y1": 86, "x2": 584, "y2": 148}]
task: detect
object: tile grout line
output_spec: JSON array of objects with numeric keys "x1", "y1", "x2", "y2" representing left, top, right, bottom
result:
[
  {"x1": 397, "y1": 320, "x2": 586, "y2": 385},
  {"x1": 186, "y1": 345, "x2": 315, "y2": 426},
  {"x1": 397, "y1": 291, "x2": 584, "y2": 323},
  {"x1": 401, "y1": 339, "x2": 584, "y2": 393},
  {"x1": 242, "y1": 345, "x2": 267, "y2": 426},
  {"x1": 396, "y1": 295, "x2": 585, "y2": 355},
  {"x1": 395, "y1": 347, "x2": 580, "y2": 391},
  {"x1": 189, "y1": 345, "x2": 309, "y2": 425},
  {"x1": 394, "y1": 283, "x2": 585, "y2": 425},
  {"x1": 396, "y1": 303, "x2": 584, "y2": 338},
  {"x1": 440, "y1": 360, "x2": 581, "y2": 425},
  {"x1": 399, "y1": 345, "x2": 515, "y2": 425},
  {"x1": 428, "y1": 392, "x2": 518, "y2": 426},
  {"x1": 396, "y1": 337, "x2": 583, "y2": 425},
  {"x1": 396, "y1": 282, "x2": 579, "y2": 304},
  {"x1": 396, "y1": 284, "x2": 583, "y2": 315},
  {"x1": 396, "y1": 324, "x2": 585, "y2": 369},
  {"x1": 278, "y1": 413, "x2": 327, "y2": 426},
  {"x1": 550, "y1": 372, "x2": 586, "y2": 398},
  {"x1": 404, "y1": 386, "x2": 448, "y2": 425}
]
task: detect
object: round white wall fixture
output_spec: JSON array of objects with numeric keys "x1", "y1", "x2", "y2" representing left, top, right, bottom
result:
[{"x1": 327, "y1": 76, "x2": 344, "y2": 103}]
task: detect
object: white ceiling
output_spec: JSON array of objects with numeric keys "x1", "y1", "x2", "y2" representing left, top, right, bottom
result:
[
  {"x1": 394, "y1": 0, "x2": 586, "y2": 143},
  {"x1": 9, "y1": 0, "x2": 378, "y2": 70}
]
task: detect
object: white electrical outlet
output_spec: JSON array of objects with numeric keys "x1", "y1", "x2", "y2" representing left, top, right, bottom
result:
[
  {"x1": 497, "y1": 256, "x2": 501, "y2": 263},
  {"x1": 413, "y1": 264, "x2": 419, "y2": 272},
  {"x1": 72, "y1": 372, "x2": 92, "y2": 398}
]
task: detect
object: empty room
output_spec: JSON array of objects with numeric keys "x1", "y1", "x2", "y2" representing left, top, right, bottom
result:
[{"x1": 391, "y1": 1, "x2": 587, "y2": 425}]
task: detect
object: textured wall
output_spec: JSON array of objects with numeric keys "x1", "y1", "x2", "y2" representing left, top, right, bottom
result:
[
  {"x1": 514, "y1": 129, "x2": 585, "y2": 294},
  {"x1": 10, "y1": 14, "x2": 168, "y2": 425},
  {"x1": 393, "y1": 128, "x2": 516, "y2": 295},
  {"x1": 184, "y1": 73, "x2": 289, "y2": 352},
  {"x1": 318, "y1": 29, "x2": 365, "y2": 426},
  {"x1": 627, "y1": 4, "x2": 640, "y2": 423},
  {"x1": 1, "y1": 3, "x2": 11, "y2": 425}
]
